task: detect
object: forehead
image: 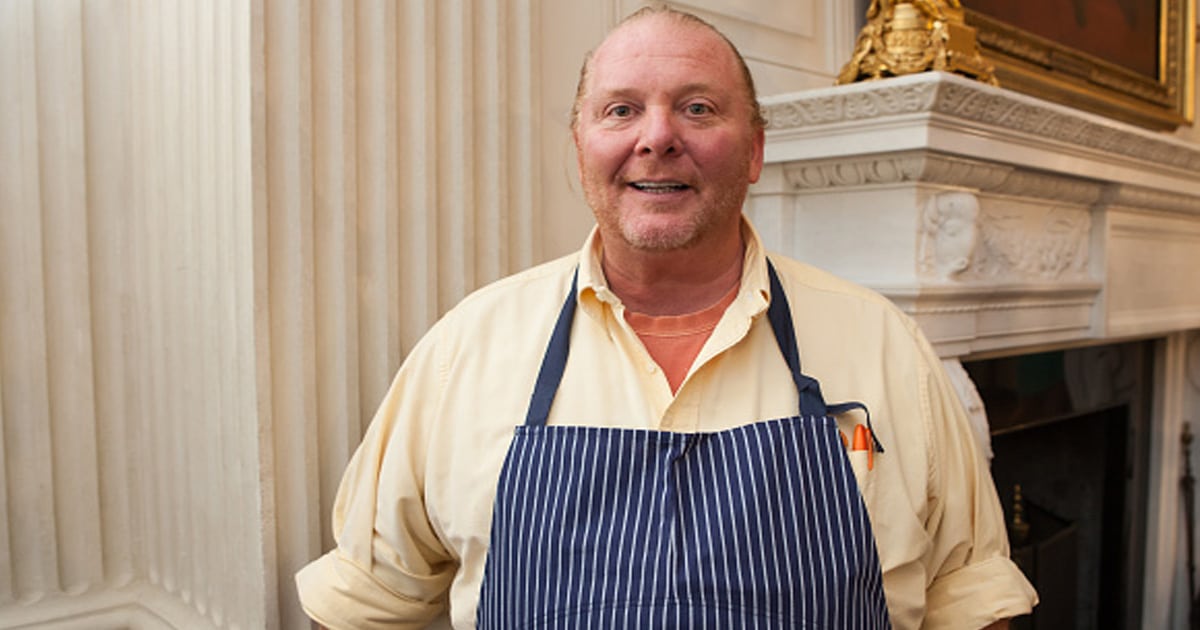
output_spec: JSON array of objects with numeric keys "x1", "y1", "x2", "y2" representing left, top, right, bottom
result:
[{"x1": 585, "y1": 16, "x2": 742, "y2": 97}]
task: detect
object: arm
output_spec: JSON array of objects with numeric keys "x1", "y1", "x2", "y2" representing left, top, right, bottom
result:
[{"x1": 918, "y1": 342, "x2": 1038, "y2": 628}]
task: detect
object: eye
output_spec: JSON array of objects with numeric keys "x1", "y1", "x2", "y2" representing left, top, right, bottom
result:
[
  {"x1": 606, "y1": 104, "x2": 633, "y2": 118},
  {"x1": 686, "y1": 102, "x2": 713, "y2": 116}
]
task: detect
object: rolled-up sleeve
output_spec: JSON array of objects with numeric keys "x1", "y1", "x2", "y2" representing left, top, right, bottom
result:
[
  {"x1": 296, "y1": 548, "x2": 449, "y2": 629},
  {"x1": 924, "y1": 556, "x2": 1038, "y2": 627},
  {"x1": 296, "y1": 331, "x2": 456, "y2": 629}
]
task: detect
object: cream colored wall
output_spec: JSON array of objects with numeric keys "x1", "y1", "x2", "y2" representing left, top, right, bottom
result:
[
  {"x1": 1, "y1": 1, "x2": 1193, "y2": 629},
  {"x1": 1, "y1": 0, "x2": 556, "y2": 627},
  {"x1": 1, "y1": 1, "x2": 266, "y2": 628}
]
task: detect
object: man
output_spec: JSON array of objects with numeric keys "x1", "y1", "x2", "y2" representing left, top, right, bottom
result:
[{"x1": 296, "y1": 6, "x2": 1037, "y2": 629}]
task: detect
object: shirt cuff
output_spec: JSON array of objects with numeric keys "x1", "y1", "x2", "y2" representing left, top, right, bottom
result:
[
  {"x1": 295, "y1": 550, "x2": 447, "y2": 630},
  {"x1": 923, "y1": 555, "x2": 1039, "y2": 629}
]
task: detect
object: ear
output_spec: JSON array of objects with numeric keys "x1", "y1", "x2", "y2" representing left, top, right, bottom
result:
[{"x1": 747, "y1": 126, "x2": 765, "y2": 184}]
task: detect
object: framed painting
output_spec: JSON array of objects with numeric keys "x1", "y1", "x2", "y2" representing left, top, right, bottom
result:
[{"x1": 962, "y1": 0, "x2": 1195, "y2": 130}]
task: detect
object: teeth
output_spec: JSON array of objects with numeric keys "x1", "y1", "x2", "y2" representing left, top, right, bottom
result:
[{"x1": 632, "y1": 182, "x2": 687, "y2": 192}]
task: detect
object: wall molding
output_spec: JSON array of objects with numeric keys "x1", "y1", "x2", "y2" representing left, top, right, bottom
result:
[{"x1": 763, "y1": 72, "x2": 1200, "y2": 173}]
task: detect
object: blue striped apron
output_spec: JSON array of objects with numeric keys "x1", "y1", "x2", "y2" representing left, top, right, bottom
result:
[{"x1": 476, "y1": 262, "x2": 890, "y2": 628}]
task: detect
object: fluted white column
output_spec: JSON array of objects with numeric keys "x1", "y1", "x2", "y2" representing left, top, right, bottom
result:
[
  {"x1": 0, "y1": 0, "x2": 62, "y2": 606},
  {"x1": 2, "y1": 0, "x2": 546, "y2": 627},
  {"x1": 1, "y1": 0, "x2": 265, "y2": 627},
  {"x1": 254, "y1": 1, "x2": 540, "y2": 626},
  {"x1": 126, "y1": 0, "x2": 264, "y2": 626}
]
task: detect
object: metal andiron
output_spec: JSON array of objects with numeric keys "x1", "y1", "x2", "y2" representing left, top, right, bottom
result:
[{"x1": 837, "y1": 0, "x2": 997, "y2": 85}]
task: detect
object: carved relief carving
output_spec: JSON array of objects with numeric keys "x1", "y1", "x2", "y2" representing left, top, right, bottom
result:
[
  {"x1": 783, "y1": 154, "x2": 924, "y2": 188},
  {"x1": 971, "y1": 206, "x2": 1090, "y2": 280},
  {"x1": 918, "y1": 199, "x2": 1092, "y2": 282},
  {"x1": 919, "y1": 191, "x2": 981, "y2": 279},
  {"x1": 919, "y1": 156, "x2": 1013, "y2": 189},
  {"x1": 763, "y1": 75, "x2": 1200, "y2": 172},
  {"x1": 764, "y1": 81, "x2": 939, "y2": 128},
  {"x1": 783, "y1": 152, "x2": 1011, "y2": 190},
  {"x1": 782, "y1": 151, "x2": 1105, "y2": 208}
]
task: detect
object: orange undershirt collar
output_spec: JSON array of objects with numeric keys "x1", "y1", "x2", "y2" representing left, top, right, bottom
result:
[{"x1": 624, "y1": 281, "x2": 741, "y2": 394}]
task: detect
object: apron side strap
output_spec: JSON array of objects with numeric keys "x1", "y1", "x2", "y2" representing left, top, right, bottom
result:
[
  {"x1": 826, "y1": 401, "x2": 885, "y2": 454},
  {"x1": 524, "y1": 270, "x2": 579, "y2": 428}
]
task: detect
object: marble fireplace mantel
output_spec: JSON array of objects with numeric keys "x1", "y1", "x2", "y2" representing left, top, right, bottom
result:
[
  {"x1": 749, "y1": 71, "x2": 1200, "y2": 629},
  {"x1": 749, "y1": 71, "x2": 1200, "y2": 359}
]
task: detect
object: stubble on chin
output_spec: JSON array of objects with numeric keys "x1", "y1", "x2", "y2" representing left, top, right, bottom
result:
[
  {"x1": 585, "y1": 184, "x2": 749, "y2": 255},
  {"x1": 616, "y1": 212, "x2": 706, "y2": 252},
  {"x1": 623, "y1": 187, "x2": 748, "y2": 253}
]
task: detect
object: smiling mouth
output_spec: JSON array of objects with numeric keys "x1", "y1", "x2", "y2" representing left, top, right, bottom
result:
[{"x1": 630, "y1": 181, "x2": 690, "y2": 193}]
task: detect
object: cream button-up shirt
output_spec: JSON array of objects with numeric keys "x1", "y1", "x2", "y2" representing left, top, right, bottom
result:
[{"x1": 296, "y1": 220, "x2": 1037, "y2": 629}]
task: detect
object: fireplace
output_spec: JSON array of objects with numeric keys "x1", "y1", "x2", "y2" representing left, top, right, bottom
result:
[
  {"x1": 751, "y1": 72, "x2": 1200, "y2": 627},
  {"x1": 966, "y1": 342, "x2": 1155, "y2": 629}
]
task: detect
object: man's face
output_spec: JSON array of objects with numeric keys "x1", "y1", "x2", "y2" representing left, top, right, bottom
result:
[{"x1": 573, "y1": 16, "x2": 765, "y2": 254}]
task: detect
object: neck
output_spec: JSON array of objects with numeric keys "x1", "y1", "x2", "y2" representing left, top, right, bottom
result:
[{"x1": 601, "y1": 228, "x2": 745, "y2": 316}]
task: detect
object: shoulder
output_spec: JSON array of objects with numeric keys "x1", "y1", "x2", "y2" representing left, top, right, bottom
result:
[
  {"x1": 413, "y1": 252, "x2": 581, "y2": 371},
  {"x1": 767, "y1": 253, "x2": 920, "y2": 336},
  {"x1": 763, "y1": 251, "x2": 944, "y2": 422},
  {"x1": 431, "y1": 253, "x2": 578, "y2": 332},
  {"x1": 377, "y1": 252, "x2": 581, "y2": 444}
]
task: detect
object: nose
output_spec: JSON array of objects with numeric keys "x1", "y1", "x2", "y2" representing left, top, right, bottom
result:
[{"x1": 634, "y1": 108, "x2": 680, "y2": 156}]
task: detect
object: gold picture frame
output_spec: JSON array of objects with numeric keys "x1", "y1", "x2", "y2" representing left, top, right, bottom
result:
[{"x1": 963, "y1": 0, "x2": 1196, "y2": 130}]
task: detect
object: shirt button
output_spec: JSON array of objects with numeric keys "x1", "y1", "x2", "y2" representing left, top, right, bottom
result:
[{"x1": 647, "y1": 363, "x2": 658, "y2": 374}]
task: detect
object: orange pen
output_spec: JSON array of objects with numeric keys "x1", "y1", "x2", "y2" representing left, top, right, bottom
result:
[{"x1": 852, "y1": 424, "x2": 874, "y2": 471}]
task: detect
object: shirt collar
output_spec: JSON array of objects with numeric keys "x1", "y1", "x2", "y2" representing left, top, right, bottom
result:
[{"x1": 576, "y1": 216, "x2": 773, "y2": 320}]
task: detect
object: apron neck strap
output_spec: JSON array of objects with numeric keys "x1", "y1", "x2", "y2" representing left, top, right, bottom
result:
[
  {"x1": 765, "y1": 261, "x2": 828, "y2": 418},
  {"x1": 524, "y1": 269, "x2": 579, "y2": 428},
  {"x1": 523, "y1": 260, "x2": 829, "y2": 427}
]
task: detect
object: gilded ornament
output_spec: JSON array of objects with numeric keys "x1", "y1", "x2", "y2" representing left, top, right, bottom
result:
[{"x1": 837, "y1": 0, "x2": 997, "y2": 86}]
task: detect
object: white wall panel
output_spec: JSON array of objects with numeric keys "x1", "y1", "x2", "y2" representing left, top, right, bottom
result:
[
  {"x1": 2, "y1": 0, "x2": 72, "y2": 605},
  {"x1": 1106, "y1": 209, "x2": 1200, "y2": 337},
  {"x1": 1, "y1": 0, "x2": 267, "y2": 627},
  {"x1": 125, "y1": 0, "x2": 267, "y2": 626},
  {"x1": 254, "y1": 1, "x2": 541, "y2": 626},
  {"x1": 33, "y1": 0, "x2": 106, "y2": 595},
  {"x1": 82, "y1": 0, "x2": 136, "y2": 592},
  {"x1": 663, "y1": 0, "x2": 855, "y2": 93}
]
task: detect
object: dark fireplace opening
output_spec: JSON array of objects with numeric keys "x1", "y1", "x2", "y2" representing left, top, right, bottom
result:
[{"x1": 965, "y1": 341, "x2": 1154, "y2": 630}]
